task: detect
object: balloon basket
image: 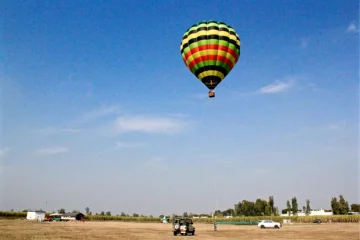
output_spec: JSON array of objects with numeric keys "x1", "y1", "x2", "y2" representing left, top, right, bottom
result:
[{"x1": 209, "y1": 91, "x2": 215, "y2": 98}]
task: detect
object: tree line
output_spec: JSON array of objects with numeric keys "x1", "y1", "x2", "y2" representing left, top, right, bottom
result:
[
  {"x1": 213, "y1": 195, "x2": 359, "y2": 217},
  {"x1": 51, "y1": 195, "x2": 359, "y2": 218},
  {"x1": 214, "y1": 196, "x2": 278, "y2": 217}
]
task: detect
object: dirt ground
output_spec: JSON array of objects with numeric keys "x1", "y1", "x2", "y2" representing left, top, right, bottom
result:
[{"x1": 0, "y1": 220, "x2": 359, "y2": 240}]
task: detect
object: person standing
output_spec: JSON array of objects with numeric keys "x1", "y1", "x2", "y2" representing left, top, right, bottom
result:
[{"x1": 214, "y1": 221, "x2": 217, "y2": 231}]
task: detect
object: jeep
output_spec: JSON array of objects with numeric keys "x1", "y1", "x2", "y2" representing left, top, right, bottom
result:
[{"x1": 172, "y1": 217, "x2": 195, "y2": 236}]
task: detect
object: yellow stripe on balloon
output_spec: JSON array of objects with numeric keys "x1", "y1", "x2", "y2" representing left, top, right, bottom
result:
[{"x1": 197, "y1": 70, "x2": 225, "y2": 80}]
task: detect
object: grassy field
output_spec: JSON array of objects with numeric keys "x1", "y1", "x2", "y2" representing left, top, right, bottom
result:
[{"x1": 0, "y1": 219, "x2": 359, "y2": 240}]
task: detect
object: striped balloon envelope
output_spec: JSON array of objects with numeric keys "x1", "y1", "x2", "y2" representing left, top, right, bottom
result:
[{"x1": 180, "y1": 20, "x2": 241, "y2": 98}]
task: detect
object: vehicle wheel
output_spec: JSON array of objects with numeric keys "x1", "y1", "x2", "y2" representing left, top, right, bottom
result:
[
  {"x1": 261, "y1": 225, "x2": 265, "y2": 229},
  {"x1": 192, "y1": 230, "x2": 195, "y2": 235},
  {"x1": 173, "y1": 232, "x2": 177, "y2": 236},
  {"x1": 275, "y1": 225, "x2": 279, "y2": 229}
]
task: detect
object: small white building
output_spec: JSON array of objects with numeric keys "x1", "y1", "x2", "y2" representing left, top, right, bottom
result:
[
  {"x1": 280, "y1": 208, "x2": 333, "y2": 217},
  {"x1": 26, "y1": 209, "x2": 46, "y2": 221}
]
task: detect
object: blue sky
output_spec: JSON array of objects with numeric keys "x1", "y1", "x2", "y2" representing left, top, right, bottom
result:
[{"x1": 1, "y1": 0, "x2": 359, "y2": 216}]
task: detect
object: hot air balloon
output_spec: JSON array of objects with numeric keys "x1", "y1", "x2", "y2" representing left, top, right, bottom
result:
[{"x1": 180, "y1": 21, "x2": 241, "y2": 98}]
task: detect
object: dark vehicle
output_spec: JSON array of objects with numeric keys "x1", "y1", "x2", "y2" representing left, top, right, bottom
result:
[
  {"x1": 313, "y1": 219, "x2": 322, "y2": 224},
  {"x1": 172, "y1": 217, "x2": 195, "y2": 236}
]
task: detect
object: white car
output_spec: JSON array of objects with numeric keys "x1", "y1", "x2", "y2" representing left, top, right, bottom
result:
[{"x1": 258, "y1": 220, "x2": 282, "y2": 229}]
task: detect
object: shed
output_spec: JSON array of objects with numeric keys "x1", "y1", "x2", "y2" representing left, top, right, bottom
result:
[
  {"x1": 61, "y1": 212, "x2": 85, "y2": 221},
  {"x1": 26, "y1": 209, "x2": 46, "y2": 221}
]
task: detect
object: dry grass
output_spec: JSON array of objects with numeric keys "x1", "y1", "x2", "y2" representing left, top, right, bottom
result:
[{"x1": 0, "y1": 219, "x2": 359, "y2": 240}]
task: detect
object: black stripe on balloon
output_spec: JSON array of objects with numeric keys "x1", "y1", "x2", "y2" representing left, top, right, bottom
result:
[
  {"x1": 201, "y1": 76, "x2": 222, "y2": 90},
  {"x1": 181, "y1": 35, "x2": 240, "y2": 54},
  {"x1": 195, "y1": 66, "x2": 229, "y2": 78}
]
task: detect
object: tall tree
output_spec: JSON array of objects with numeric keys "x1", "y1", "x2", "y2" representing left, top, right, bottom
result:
[
  {"x1": 254, "y1": 199, "x2": 267, "y2": 216},
  {"x1": 338, "y1": 195, "x2": 350, "y2": 214},
  {"x1": 85, "y1": 207, "x2": 90, "y2": 214},
  {"x1": 305, "y1": 199, "x2": 311, "y2": 215},
  {"x1": 268, "y1": 196, "x2": 274, "y2": 216},
  {"x1": 106, "y1": 211, "x2": 111, "y2": 216},
  {"x1": 286, "y1": 200, "x2": 291, "y2": 216},
  {"x1": 291, "y1": 197, "x2": 298, "y2": 216},
  {"x1": 331, "y1": 197, "x2": 340, "y2": 214}
]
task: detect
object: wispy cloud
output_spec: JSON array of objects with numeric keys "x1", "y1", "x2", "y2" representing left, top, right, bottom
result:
[
  {"x1": 115, "y1": 115, "x2": 186, "y2": 134},
  {"x1": 0, "y1": 147, "x2": 10, "y2": 158},
  {"x1": 78, "y1": 105, "x2": 121, "y2": 123},
  {"x1": 346, "y1": 23, "x2": 358, "y2": 33},
  {"x1": 36, "y1": 147, "x2": 69, "y2": 156},
  {"x1": 259, "y1": 77, "x2": 295, "y2": 94},
  {"x1": 116, "y1": 141, "x2": 146, "y2": 148}
]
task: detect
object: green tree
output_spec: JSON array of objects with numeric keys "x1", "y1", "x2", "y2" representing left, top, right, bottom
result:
[
  {"x1": 85, "y1": 207, "x2": 90, "y2": 214},
  {"x1": 350, "y1": 204, "x2": 360, "y2": 212},
  {"x1": 305, "y1": 199, "x2": 311, "y2": 215},
  {"x1": 100, "y1": 211, "x2": 105, "y2": 216},
  {"x1": 106, "y1": 211, "x2": 111, "y2": 216},
  {"x1": 331, "y1": 197, "x2": 340, "y2": 214},
  {"x1": 286, "y1": 200, "x2": 291, "y2": 216},
  {"x1": 58, "y1": 208, "x2": 65, "y2": 214},
  {"x1": 222, "y1": 208, "x2": 235, "y2": 217},
  {"x1": 242, "y1": 200, "x2": 257, "y2": 216},
  {"x1": 183, "y1": 212, "x2": 188, "y2": 217},
  {"x1": 214, "y1": 210, "x2": 223, "y2": 217},
  {"x1": 291, "y1": 197, "x2": 298, "y2": 216},
  {"x1": 254, "y1": 199, "x2": 267, "y2": 216},
  {"x1": 133, "y1": 213, "x2": 139, "y2": 217},
  {"x1": 338, "y1": 195, "x2": 350, "y2": 214},
  {"x1": 234, "y1": 202, "x2": 243, "y2": 216},
  {"x1": 264, "y1": 204, "x2": 271, "y2": 216},
  {"x1": 121, "y1": 212, "x2": 126, "y2": 216},
  {"x1": 268, "y1": 196, "x2": 274, "y2": 216}
]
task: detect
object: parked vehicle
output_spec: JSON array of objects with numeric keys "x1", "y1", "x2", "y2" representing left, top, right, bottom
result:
[
  {"x1": 257, "y1": 220, "x2": 282, "y2": 229},
  {"x1": 172, "y1": 217, "x2": 195, "y2": 236},
  {"x1": 313, "y1": 219, "x2": 322, "y2": 224}
]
